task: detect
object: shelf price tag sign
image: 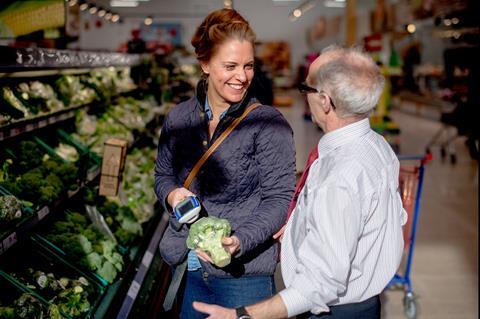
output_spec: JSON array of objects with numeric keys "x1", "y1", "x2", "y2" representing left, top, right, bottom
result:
[
  {"x1": 37, "y1": 206, "x2": 50, "y2": 221},
  {"x1": 2, "y1": 232, "x2": 17, "y2": 253}
]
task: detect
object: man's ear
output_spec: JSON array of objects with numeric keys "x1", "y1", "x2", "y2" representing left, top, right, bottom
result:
[
  {"x1": 200, "y1": 61, "x2": 209, "y2": 75},
  {"x1": 320, "y1": 94, "x2": 331, "y2": 114}
]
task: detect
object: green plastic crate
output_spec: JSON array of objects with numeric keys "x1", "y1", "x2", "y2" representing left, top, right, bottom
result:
[{"x1": 0, "y1": 238, "x2": 105, "y2": 319}]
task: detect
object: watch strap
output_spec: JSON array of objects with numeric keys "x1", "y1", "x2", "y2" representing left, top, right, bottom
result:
[{"x1": 235, "y1": 306, "x2": 251, "y2": 319}]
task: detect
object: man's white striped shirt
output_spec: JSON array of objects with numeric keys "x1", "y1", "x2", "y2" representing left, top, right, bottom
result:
[{"x1": 279, "y1": 118, "x2": 407, "y2": 317}]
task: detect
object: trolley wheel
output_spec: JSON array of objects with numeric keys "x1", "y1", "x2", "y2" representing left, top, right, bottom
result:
[{"x1": 403, "y1": 293, "x2": 418, "y2": 319}]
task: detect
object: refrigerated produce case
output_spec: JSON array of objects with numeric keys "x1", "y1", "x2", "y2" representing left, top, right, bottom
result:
[{"x1": 0, "y1": 46, "x2": 172, "y2": 319}]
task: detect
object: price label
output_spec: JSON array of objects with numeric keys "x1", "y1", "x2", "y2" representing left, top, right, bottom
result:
[
  {"x1": 38, "y1": 120, "x2": 47, "y2": 128},
  {"x1": 37, "y1": 206, "x2": 50, "y2": 221},
  {"x1": 26, "y1": 123, "x2": 35, "y2": 131},
  {"x1": 2, "y1": 232, "x2": 17, "y2": 252},
  {"x1": 10, "y1": 127, "x2": 21, "y2": 137},
  {"x1": 142, "y1": 251, "x2": 153, "y2": 268},
  {"x1": 127, "y1": 281, "x2": 140, "y2": 299}
]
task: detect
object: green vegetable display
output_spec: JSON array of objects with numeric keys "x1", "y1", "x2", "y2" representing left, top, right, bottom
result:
[
  {"x1": 11, "y1": 267, "x2": 93, "y2": 319},
  {"x1": 44, "y1": 211, "x2": 123, "y2": 283},
  {"x1": 1, "y1": 86, "x2": 30, "y2": 119},
  {"x1": 54, "y1": 143, "x2": 79, "y2": 162},
  {"x1": 16, "y1": 81, "x2": 64, "y2": 114},
  {"x1": 0, "y1": 293, "x2": 45, "y2": 319},
  {"x1": 55, "y1": 75, "x2": 97, "y2": 107},
  {"x1": 120, "y1": 147, "x2": 157, "y2": 224},
  {"x1": 186, "y1": 217, "x2": 232, "y2": 267},
  {"x1": 0, "y1": 195, "x2": 22, "y2": 222}
]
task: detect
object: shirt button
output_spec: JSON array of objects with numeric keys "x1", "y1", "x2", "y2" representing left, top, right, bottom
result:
[{"x1": 202, "y1": 140, "x2": 208, "y2": 147}]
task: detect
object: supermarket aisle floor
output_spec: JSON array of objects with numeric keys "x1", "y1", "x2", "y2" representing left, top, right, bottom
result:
[{"x1": 276, "y1": 92, "x2": 478, "y2": 319}]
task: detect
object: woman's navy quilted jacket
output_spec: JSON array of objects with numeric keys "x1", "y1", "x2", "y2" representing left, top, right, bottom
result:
[{"x1": 154, "y1": 85, "x2": 296, "y2": 278}]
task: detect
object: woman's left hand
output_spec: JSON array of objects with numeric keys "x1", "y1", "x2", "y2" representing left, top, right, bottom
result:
[
  {"x1": 222, "y1": 235, "x2": 240, "y2": 255},
  {"x1": 195, "y1": 235, "x2": 241, "y2": 264}
]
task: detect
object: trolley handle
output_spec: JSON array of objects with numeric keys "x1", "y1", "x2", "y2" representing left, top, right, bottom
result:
[{"x1": 398, "y1": 153, "x2": 432, "y2": 164}]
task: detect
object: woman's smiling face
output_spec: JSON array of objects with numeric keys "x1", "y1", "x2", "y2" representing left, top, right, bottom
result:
[{"x1": 201, "y1": 38, "x2": 254, "y2": 106}]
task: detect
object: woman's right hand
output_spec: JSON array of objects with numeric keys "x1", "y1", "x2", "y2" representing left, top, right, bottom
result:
[{"x1": 167, "y1": 187, "x2": 196, "y2": 209}]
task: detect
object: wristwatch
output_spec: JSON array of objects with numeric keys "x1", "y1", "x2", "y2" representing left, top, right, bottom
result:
[{"x1": 235, "y1": 306, "x2": 252, "y2": 319}]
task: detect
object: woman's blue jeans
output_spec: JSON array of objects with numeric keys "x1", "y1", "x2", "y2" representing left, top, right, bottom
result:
[{"x1": 180, "y1": 269, "x2": 275, "y2": 319}]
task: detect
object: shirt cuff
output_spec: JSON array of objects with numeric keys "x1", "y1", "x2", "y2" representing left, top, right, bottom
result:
[{"x1": 278, "y1": 287, "x2": 314, "y2": 317}]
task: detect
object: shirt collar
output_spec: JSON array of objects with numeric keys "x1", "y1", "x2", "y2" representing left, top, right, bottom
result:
[
  {"x1": 204, "y1": 96, "x2": 228, "y2": 121},
  {"x1": 317, "y1": 118, "x2": 371, "y2": 156}
]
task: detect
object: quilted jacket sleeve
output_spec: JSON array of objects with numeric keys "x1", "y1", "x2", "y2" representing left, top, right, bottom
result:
[
  {"x1": 154, "y1": 112, "x2": 180, "y2": 214},
  {"x1": 234, "y1": 112, "x2": 296, "y2": 256},
  {"x1": 155, "y1": 112, "x2": 190, "y2": 265}
]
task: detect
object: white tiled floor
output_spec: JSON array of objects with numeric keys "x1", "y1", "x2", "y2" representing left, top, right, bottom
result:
[{"x1": 276, "y1": 91, "x2": 479, "y2": 319}]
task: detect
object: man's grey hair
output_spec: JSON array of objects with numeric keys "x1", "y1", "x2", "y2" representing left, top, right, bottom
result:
[{"x1": 316, "y1": 45, "x2": 385, "y2": 118}]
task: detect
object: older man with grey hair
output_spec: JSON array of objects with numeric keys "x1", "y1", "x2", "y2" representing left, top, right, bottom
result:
[{"x1": 193, "y1": 45, "x2": 407, "y2": 319}]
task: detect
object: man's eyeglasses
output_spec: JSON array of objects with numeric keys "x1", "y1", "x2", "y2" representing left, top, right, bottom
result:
[{"x1": 298, "y1": 82, "x2": 336, "y2": 109}]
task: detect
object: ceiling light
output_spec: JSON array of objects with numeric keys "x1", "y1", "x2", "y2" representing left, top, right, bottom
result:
[
  {"x1": 324, "y1": 0, "x2": 346, "y2": 8},
  {"x1": 89, "y1": 6, "x2": 98, "y2": 14},
  {"x1": 79, "y1": 3, "x2": 88, "y2": 11},
  {"x1": 406, "y1": 24, "x2": 416, "y2": 34},
  {"x1": 110, "y1": 0, "x2": 139, "y2": 7},
  {"x1": 224, "y1": 0, "x2": 232, "y2": 8},
  {"x1": 144, "y1": 16, "x2": 153, "y2": 25},
  {"x1": 444, "y1": 19, "x2": 452, "y2": 26},
  {"x1": 69, "y1": 0, "x2": 78, "y2": 6},
  {"x1": 451, "y1": 17, "x2": 459, "y2": 25},
  {"x1": 98, "y1": 9, "x2": 106, "y2": 17},
  {"x1": 111, "y1": 14, "x2": 120, "y2": 22},
  {"x1": 105, "y1": 12, "x2": 113, "y2": 20},
  {"x1": 293, "y1": 9, "x2": 302, "y2": 18}
]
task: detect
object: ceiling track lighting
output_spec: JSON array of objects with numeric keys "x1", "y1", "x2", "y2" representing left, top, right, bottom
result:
[
  {"x1": 289, "y1": 0, "x2": 316, "y2": 22},
  {"x1": 144, "y1": 16, "x2": 153, "y2": 26},
  {"x1": 224, "y1": 0, "x2": 233, "y2": 9},
  {"x1": 78, "y1": 2, "x2": 122, "y2": 24},
  {"x1": 97, "y1": 8, "x2": 107, "y2": 17},
  {"x1": 89, "y1": 6, "x2": 98, "y2": 14},
  {"x1": 79, "y1": 2, "x2": 88, "y2": 11}
]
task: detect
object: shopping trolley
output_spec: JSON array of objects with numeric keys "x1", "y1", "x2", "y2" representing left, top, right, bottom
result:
[{"x1": 387, "y1": 154, "x2": 432, "y2": 319}]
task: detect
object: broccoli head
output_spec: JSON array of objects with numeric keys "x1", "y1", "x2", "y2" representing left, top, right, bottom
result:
[
  {"x1": 17, "y1": 141, "x2": 43, "y2": 172},
  {"x1": 186, "y1": 217, "x2": 232, "y2": 267}
]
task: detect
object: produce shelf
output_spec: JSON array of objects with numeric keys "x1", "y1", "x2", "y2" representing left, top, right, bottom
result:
[{"x1": 0, "y1": 46, "x2": 143, "y2": 73}]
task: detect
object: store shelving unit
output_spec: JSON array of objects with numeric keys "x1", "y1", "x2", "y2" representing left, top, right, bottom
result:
[{"x1": 0, "y1": 46, "x2": 169, "y2": 319}]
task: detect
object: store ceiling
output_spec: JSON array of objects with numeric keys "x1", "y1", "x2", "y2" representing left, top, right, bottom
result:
[{"x1": 90, "y1": 0, "x2": 378, "y2": 19}]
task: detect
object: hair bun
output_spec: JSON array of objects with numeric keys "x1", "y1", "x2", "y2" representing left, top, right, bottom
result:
[{"x1": 191, "y1": 9, "x2": 255, "y2": 62}]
